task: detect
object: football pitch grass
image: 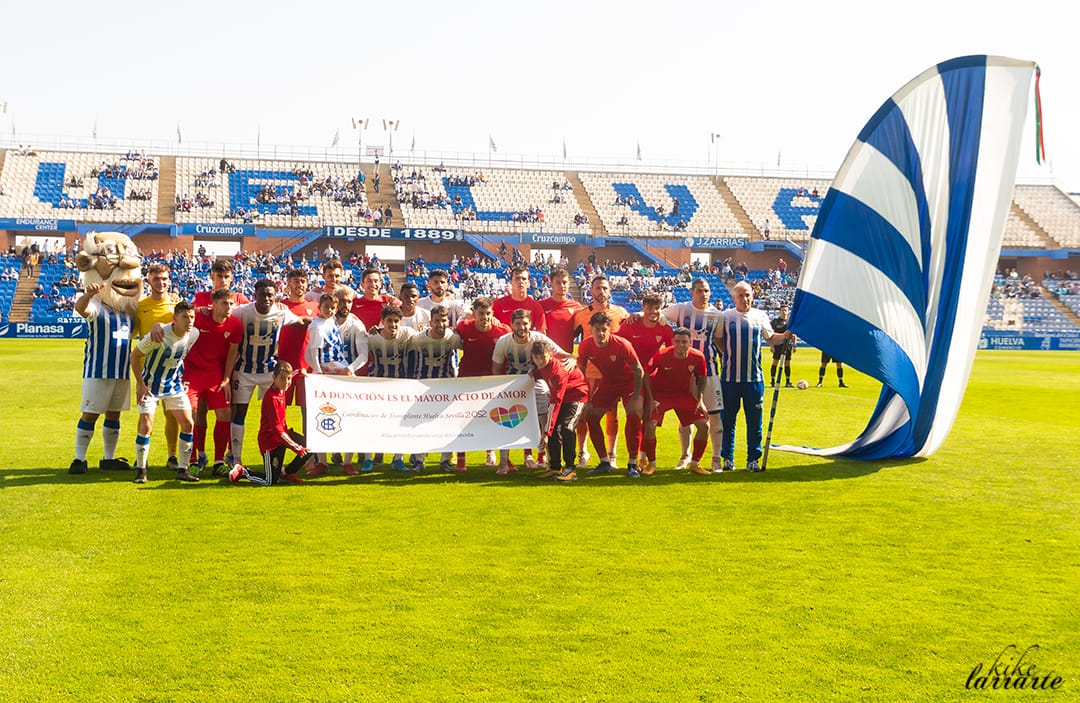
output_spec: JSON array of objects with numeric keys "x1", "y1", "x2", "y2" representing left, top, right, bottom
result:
[{"x1": 1, "y1": 341, "x2": 1077, "y2": 702}]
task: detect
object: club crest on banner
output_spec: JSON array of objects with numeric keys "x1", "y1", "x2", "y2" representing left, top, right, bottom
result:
[{"x1": 316, "y1": 402, "x2": 342, "y2": 437}]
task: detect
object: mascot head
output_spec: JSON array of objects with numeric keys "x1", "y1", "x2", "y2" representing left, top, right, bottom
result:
[{"x1": 75, "y1": 231, "x2": 142, "y2": 315}]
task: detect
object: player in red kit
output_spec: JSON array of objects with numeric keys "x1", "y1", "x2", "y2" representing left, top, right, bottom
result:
[
  {"x1": 614, "y1": 293, "x2": 673, "y2": 473},
  {"x1": 276, "y1": 269, "x2": 320, "y2": 429},
  {"x1": 644, "y1": 327, "x2": 711, "y2": 475},
  {"x1": 351, "y1": 267, "x2": 399, "y2": 330},
  {"x1": 455, "y1": 296, "x2": 511, "y2": 469},
  {"x1": 493, "y1": 266, "x2": 546, "y2": 333},
  {"x1": 186, "y1": 288, "x2": 242, "y2": 476},
  {"x1": 192, "y1": 259, "x2": 250, "y2": 308},
  {"x1": 539, "y1": 268, "x2": 581, "y2": 352},
  {"x1": 576, "y1": 311, "x2": 645, "y2": 478}
]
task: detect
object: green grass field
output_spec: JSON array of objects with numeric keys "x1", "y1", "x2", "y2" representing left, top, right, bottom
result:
[{"x1": 1, "y1": 341, "x2": 1077, "y2": 702}]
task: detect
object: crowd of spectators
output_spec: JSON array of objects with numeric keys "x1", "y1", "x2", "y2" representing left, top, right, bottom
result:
[
  {"x1": 91, "y1": 159, "x2": 159, "y2": 180},
  {"x1": 992, "y1": 268, "x2": 1042, "y2": 299},
  {"x1": 1042, "y1": 270, "x2": 1079, "y2": 296}
]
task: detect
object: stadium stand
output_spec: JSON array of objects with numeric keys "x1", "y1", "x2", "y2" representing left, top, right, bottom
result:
[
  {"x1": 0, "y1": 256, "x2": 20, "y2": 322},
  {"x1": 0, "y1": 150, "x2": 159, "y2": 223},
  {"x1": 394, "y1": 165, "x2": 591, "y2": 234},
  {"x1": 174, "y1": 158, "x2": 370, "y2": 228},
  {"x1": 1002, "y1": 209, "x2": 1046, "y2": 248},
  {"x1": 1012, "y1": 184, "x2": 1080, "y2": 247},
  {"x1": 724, "y1": 177, "x2": 832, "y2": 241},
  {"x1": 577, "y1": 172, "x2": 744, "y2": 238}
]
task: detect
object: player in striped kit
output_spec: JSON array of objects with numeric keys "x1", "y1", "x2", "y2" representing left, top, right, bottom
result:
[
  {"x1": 660, "y1": 278, "x2": 726, "y2": 472},
  {"x1": 717, "y1": 282, "x2": 792, "y2": 472},
  {"x1": 304, "y1": 294, "x2": 355, "y2": 477},
  {"x1": 130, "y1": 302, "x2": 201, "y2": 483},
  {"x1": 398, "y1": 282, "x2": 431, "y2": 332},
  {"x1": 491, "y1": 309, "x2": 573, "y2": 475},
  {"x1": 364, "y1": 304, "x2": 418, "y2": 472},
  {"x1": 331, "y1": 285, "x2": 370, "y2": 473},
  {"x1": 407, "y1": 305, "x2": 462, "y2": 472},
  {"x1": 229, "y1": 279, "x2": 312, "y2": 468},
  {"x1": 69, "y1": 231, "x2": 143, "y2": 475}
]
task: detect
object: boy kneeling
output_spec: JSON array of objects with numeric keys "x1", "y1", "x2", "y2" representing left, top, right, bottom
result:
[{"x1": 230, "y1": 361, "x2": 311, "y2": 485}]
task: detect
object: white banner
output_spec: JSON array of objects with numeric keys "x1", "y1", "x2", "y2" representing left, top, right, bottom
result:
[{"x1": 304, "y1": 374, "x2": 539, "y2": 453}]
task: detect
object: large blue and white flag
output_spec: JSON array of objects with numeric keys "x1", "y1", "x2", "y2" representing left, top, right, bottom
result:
[{"x1": 786, "y1": 56, "x2": 1035, "y2": 459}]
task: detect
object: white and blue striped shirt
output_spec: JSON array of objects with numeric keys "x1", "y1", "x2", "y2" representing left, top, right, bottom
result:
[
  {"x1": 408, "y1": 330, "x2": 461, "y2": 379},
  {"x1": 81, "y1": 299, "x2": 133, "y2": 380},
  {"x1": 305, "y1": 316, "x2": 348, "y2": 374},
  {"x1": 366, "y1": 328, "x2": 416, "y2": 378},
  {"x1": 232, "y1": 302, "x2": 302, "y2": 375},
  {"x1": 661, "y1": 302, "x2": 724, "y2": 376},
  {"x1": 719, "y1": 308, "x2": 774, "y2": 383},
  {"x1": 137, "y1": 326, "x2": 200, "y2": 396},
  {"x1": 335, "y1": 313, "x2": 369, "y2": 372}
]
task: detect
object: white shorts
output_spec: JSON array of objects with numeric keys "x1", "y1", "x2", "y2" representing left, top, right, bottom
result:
[
  {"x1": 704, "y1": 376, "x2": 724, "y2": 414},
  {"x1": 138, "y1": 391, "x2": 192, "y2": 416},
  {"x1": 81, "y1": 378, "x2": 131, "y2": 414},
  {"x1": 232, "y1": 370, "x2": 274, "y2": 405},
  {"x1": 533, "y1": 378, "x2": 550, "y2": 416}
]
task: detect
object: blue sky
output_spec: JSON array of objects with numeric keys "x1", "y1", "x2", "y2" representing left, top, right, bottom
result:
[{"x1": 2, "y1": 1, "x2": 1076, "y2": 190}]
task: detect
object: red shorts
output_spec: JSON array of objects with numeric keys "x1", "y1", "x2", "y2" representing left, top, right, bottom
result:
[
  {"x1": 652, "y1": 392, "x2": 707, "y2": 427},
  {"x1": 590, "y1": 380, "x2": 636, "y2": 412},
  {"x1": 187, "y1": 384, "x2": 230, "y2": 412}
]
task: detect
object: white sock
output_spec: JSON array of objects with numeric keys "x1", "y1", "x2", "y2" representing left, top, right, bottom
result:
[
  {"x1": 102, "y1": 419, "x2": 121, "y2": 460},
  {"x1": 135, "y1": 434, "x2": 151, "y2": 469},
  {"x1": 75, "y1": 419, "x2": 95, "y2": 461},
  {"x1": 230, "y1": 420, "x2": 245, "y2": 465},
  {"x1": 178, "y1": 431, "x2": 193, "y2": 469}
]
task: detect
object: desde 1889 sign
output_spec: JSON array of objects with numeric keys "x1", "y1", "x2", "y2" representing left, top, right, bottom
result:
[{"x1": 324, "y1": 226, "x2": 464, "y2": 242}]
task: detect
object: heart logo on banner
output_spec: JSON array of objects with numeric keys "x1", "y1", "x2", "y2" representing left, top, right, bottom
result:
[{"x1": 489, "y1": 405, "x2": 529, "y2": 429}]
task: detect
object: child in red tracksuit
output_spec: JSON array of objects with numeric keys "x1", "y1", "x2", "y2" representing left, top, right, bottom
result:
[
  {"x1": 229, "y1": 361, "x2": 311, "y2": 485},
  {"x1": 530, "y1": 340, "x2": 589, "y2": 482}
]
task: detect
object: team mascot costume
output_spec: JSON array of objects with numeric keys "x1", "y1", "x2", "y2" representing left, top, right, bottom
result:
[{"x1": 68, "y1": 231, "x2": 143, "y2": 474}]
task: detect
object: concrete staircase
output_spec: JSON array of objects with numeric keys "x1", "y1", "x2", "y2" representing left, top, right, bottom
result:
[
  {"x1": 713, "y1": 176, "x2": 758, "y2": 239},
  {"x1": 157, "y1": 155, "x2": 176, "y2": 223},
  {"x1": 363, "y1": 162, "x2": 399, "y2": 224},
  {"x1": 565, "y1": 171, "x2": 606, "y2": 237},
  {"x1": 8, "y1": 272, "x2": 39, "y2": 322},
  {"x1": 1010, "y1": 201, "x2": 1058, "y2": 248}
]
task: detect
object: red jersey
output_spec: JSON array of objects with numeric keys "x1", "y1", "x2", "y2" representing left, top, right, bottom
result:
[
  {"x1": 492, "y1": 295, "x2": 546, "y2": 333},
  {"x1": 193, "y1": 290, "x2": 250, "y2": 308},
  {"x1": 577, "y1": 335, "x2": 640, "y2": 385},
  {"x1": 456, "y1": 318, "x2": 512, "y2": 377},
  {"x1": 532, "y1": 360, "x2": 588, "y2": 433},
  {"x1": 276, "y1": 298, "x2": 319, "y2": 370},
  {"x1": 540, "y1": 296, "x2": 582, "y2": 351},
  {"x1": 258, "y1": 386, "x2": 298, "y2": 454},
  {"x1": 616, "y1": 320, "x2": 674, "y2": 371},
  {"x1": 184, "y1": 308, "x2": 243, "y2": 391},
  {"x1": 649, "y1": 347, "x2": 707, "y2": 397},
  {"x1": 352, "y1": 294, "x2": 399, "y2": 330}
]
